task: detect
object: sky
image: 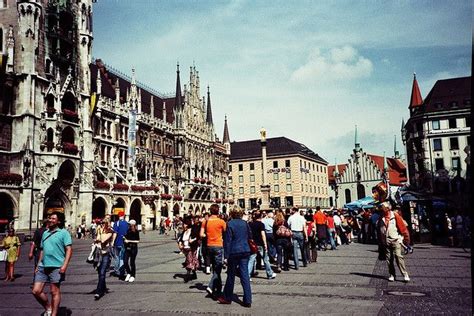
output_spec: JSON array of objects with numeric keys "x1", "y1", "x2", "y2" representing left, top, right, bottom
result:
[{"x1": 92, "y1": 0, "x2": 471, "y2": 165}]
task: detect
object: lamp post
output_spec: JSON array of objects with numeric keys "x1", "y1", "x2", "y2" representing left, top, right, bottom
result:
[{"x1": 35, "y1": 192, "x2": 43, "y2": 230}]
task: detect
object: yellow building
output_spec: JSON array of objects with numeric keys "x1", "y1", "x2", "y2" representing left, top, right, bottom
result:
[{"x1": 229, "y1": 137, "x2": 329, "y2": 210}]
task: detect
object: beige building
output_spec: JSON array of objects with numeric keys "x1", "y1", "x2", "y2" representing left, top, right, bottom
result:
[{"x1": 228, "y1": 137, "x2": 329, "y2": 210}]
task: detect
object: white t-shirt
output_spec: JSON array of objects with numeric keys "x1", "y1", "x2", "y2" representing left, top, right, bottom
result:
[
  {"x1": 288, "y1": 213, "x2": 306, "y2": 232},
  {"x1": 333, "y1": 215, "x2": 342, "y2": 226}
]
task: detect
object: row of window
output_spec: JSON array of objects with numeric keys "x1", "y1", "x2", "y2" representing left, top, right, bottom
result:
[
  {"x1": 231, "y1": 171, "x2": 326, "y2": 184},
  {"x1": 230, "y1": 183, "x2": 328, "y2": 195},
  {"x1": 236, "y1": 196, "x2": 329, "y2": 209},
  {"x1": 432, "y1": 136, "x2": 469, "y2": 151},
  {"x1": 435, "y1": 157, "x2": 462, "y2": 172},
  {"x1": 232, "y1": 160, "x2": 327, "y2": 173},
  {"x1": 431, "y1": 117, "x2": 470, "y2": 130}
]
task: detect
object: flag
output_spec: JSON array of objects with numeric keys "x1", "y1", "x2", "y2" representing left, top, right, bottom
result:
[{"x1": 90, "y1": 92, "x2": 98, "y2": 116}]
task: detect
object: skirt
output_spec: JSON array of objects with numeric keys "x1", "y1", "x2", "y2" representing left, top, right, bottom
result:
[{"x1": 184, "y1": 248, "x2": 200, "y2": 271}]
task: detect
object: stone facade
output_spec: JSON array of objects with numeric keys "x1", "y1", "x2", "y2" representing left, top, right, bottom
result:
[{"x1": 0, "y1": 0, "x2": 229, "y2": 233}]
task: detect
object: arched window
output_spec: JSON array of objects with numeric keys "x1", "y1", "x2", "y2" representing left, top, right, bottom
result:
[
  {"x1": 357, "y1": 183, "x2": 366, "y2": 200},
  {"x1": 345, "y1": 189, "x2": 351, "y2": 204}
]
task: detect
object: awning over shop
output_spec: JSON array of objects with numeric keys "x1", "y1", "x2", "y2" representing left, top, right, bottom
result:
[{"x1": 344, "y1": 196, "x2": 376, "y2": 211}]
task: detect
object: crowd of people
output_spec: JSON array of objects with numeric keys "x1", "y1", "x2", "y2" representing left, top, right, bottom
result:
[{"x1": 0, "y1": 194, "x2": 470, "y2": 313}]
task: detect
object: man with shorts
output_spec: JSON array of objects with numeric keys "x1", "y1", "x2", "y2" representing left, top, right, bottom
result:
[{"x1": 32, "y1": 212, "x2": 73, "y2": 316}]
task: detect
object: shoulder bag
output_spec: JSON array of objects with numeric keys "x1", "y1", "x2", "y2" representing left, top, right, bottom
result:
[{"x1": 246, "y1": 224, "x2": 258, "y2": 254}]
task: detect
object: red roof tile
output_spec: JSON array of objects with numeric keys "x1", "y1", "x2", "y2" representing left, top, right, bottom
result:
[{"x1": 409, "y1": 74, "x2": 423, "y2": 108}]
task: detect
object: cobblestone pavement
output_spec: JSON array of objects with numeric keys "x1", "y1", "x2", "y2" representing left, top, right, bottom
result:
[{"x1": 0, "y1": 231, "x2": 471, "y2": 315}]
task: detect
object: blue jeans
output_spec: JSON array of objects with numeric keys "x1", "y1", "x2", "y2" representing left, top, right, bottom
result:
[
  {"x1": 276, "y1": 238, "x2": 291, "y2": 269},
  {"x1": 292, "y1": 231, "x2": 307, "y2": 269},
  {"x1": 223, "y1": 253, "x2": 252, "y2": 305},
  {"x1": 265, "y1": 233, "x2": 277, "y2": 259},
  {"x1": 248, "y1": 246, "x2": 273, "y2": 278},
  {"x1": 327, "y1": 228, "x2": 337, "y2": 249},
  {"x1": 113, "y1": 246, "x2": 124, "y2": 275},
  {"x1": 207, "y1": 246, "x2": 224, "y2": 294},
  {"x1": 96, "y1": 254, "x2": 111, "y2": 295}
]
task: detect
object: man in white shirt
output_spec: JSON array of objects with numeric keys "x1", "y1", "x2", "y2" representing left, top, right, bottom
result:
[{"x1": 287, "y1": 207, "x2": 307, "y2": 269}]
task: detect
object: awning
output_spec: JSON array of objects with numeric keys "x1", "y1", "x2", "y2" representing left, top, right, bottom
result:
[{"x1": 344, "y1": 196, "x2": 376, "y2": 210}]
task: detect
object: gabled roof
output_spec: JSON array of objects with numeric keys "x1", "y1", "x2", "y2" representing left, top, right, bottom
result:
[
  {"x1": 230, "y1": 137, "x2": 327, "y2": 164},
  {"x1": 90, "y1": 60, "x2": 175, "y2": 124},
  {"x1": 422, "y1": 76, "x2": 471, "y2": 113},
  {"x1": 328, "y1": 155, "x2": 407, "y2": 186},
  {"x1": 409, "y1": 74, "x2": 423, "y2": 108}
]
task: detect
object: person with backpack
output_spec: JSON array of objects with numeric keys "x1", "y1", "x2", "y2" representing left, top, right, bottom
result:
[{"x1": 377, "y1": 202, "x2": 411, "y2": 282}]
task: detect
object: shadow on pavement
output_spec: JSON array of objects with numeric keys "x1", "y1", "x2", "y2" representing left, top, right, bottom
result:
[
  {"x1": 190, "y1": 282, "x2": 207, "y2": 291},
  {"x1": 350, "y1": 272, "x2": 387, "y2": 280},
  {"x1": 58, "y1": 306, "x2": 72, "y2": 316},
  {"x1": 450, "y1": 254, "x2": 471, "y2": 259}
]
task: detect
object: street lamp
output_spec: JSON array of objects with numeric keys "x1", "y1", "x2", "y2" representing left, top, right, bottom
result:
[{"x1": 35, "y1": 192, "x2": 44, "y2": 230}]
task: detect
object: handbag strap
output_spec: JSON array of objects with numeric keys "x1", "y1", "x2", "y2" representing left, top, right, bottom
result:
[{"x1": 42, "y1": 230, "x2": 59, "y2": 244}]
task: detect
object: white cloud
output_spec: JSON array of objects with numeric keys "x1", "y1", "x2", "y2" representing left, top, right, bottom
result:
[{"x1": 290, "y1": 46, "x2": 373, "y2": 83}]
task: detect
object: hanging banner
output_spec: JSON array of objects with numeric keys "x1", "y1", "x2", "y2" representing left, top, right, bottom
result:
[{"x1": 128, "y1": 109, "x2": 137, "y2": 173}]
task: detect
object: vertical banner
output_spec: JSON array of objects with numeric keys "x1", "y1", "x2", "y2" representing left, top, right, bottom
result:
[{"x1": 128, "y1": 109, "x2": 137, "y2": 174}]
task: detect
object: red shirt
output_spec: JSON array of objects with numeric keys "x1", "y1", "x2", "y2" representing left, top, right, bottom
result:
[
  {"x1": 314, "y1": 211, "x2": 327, "y2": 225},
  {"x1": 327, "y1": 216, "x2": 335, "y2": 229}
]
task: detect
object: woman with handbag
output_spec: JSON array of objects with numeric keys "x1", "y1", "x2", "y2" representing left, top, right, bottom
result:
[
  {"x1": 94, "y1": 218, "x2": 116, "y2": 300},
  {"x1": 273, "y1": 212, "x2": 292, "y2": 272},
  {"x1": 1, "y1": 228, "x2": 21, "y2": 281}
]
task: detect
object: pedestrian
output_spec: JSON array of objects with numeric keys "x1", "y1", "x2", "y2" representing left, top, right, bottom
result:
[
  {"x1": 94, "y1": 217, "x2": 116, "y2": 300},
  {"x1": 305, "y1": 211, "x2": 318, "y2": 263},
  {"x1": 326, "y1": 212, "x2": 337, "y2": 250},
  {"x1": 1, "y1": 228, "x2": 21, "y2": 281},
  {"x1": 32, "y1": 212, "x2": 73, "y2": 316},
  {"x1": 313, "y1": 206, "x2": 327, "y2": 250},
  {"x1": 200, "y1": 204, "x2": 226, "y2": 298},
  {"x1": 90, "y1": 221, "x2": 97, "y2": 240},
  {"x1": 377, "y1": 202, "x2": 411, "y2": 282},
  {"x1": 178, "y1": 218, "x2": 200, "y2": 282},
  {"x1": 29, "y1": 219, "x2": 49, "y2": 284},
  {"x1": 262, "y1": 210, "x2": 276, "y2": 262},
  {"x1": 248, "y1": 211, "x2": 276, "y2": 280},
  {"x1": 288, "y1": 207, "x2": 308, "y2": 269},
  {"x1": 123, "y1": 219, "x2": 140, "y2": 283},
  {"x1": 217, "y1": 207, "x2": 252, "y2": 307},
  {"x1": 112, "y1": 211, "x2": 128, "y2": 278},
  {"x1": 273, "y1": 211, "x2": 292, "y2": 271}
]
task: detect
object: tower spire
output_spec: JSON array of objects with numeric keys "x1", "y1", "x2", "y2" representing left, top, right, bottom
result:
[
  {"x1": 409, "y1": 72, "x2": 423, "y2": 109},
  {"x1": 354, "y1": 125, "x2": 361, "y2": 151},
  {"x1": 394, "y1": 135, "x2": 400, "y2": 159},
  {"x1": 223, "y1": 115, "x2": 230, "y2": 155},
  {"x1": 206, "y1": 85, "x2": 213, "y2": 125},
  {"x1": 175, "y1": 62, "x2": 183, "y2": 109}
]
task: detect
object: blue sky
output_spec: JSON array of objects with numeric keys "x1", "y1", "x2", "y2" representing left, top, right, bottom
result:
[{"x1": 93, "y1": 0, "x2": 471, "y2": 165}]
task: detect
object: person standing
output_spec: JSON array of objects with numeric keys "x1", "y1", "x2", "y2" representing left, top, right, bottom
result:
[
  {"x1": 326, "y1": 212, "x2": 337, "y2": 250},
  {"x1": 273, "y1": 212, "x2": 292, "y2": 271},
  {"x1": 1, "y1": 228, "x2": 21, "y2": 281},
  {"x1": 112, "y1": 211, "x2": 128, "y2": 278},
  {"x1": 377, "y1": 202, "x2": 411, "y2": 282},
  {"x1": 32, "y1": 212, "x2": 73, "y2": 316},
  {"x1": 248, "y1": 211, "x2": 276, "y2": 280},
  {"x1": 287, "y1": 207, "x2": 308, "y2": 269},
  {"x1": 200, "y1": 204, "x2": 226, "y2": 297},
  {"x1": 29, "y1": 220, "x2": 49, "y2": 284},
  {"x1": 94, "y1": 217, "x2": 116, "y2": 300},
  {"x1": 261, "y1": 210, "x2": 276, "y2": 261},
  {"x1": 178, "y1": 218, "x2": 200, "y2": 282},
  {"x1": 314, "y1": 207, "x2": 327, "y2": 250},
  {"x1": 123, "y1": 219, "x2": 140, "y2": 283},
  {"x1": 217, "y1": 207, "x2": 252, "y2": 308}
]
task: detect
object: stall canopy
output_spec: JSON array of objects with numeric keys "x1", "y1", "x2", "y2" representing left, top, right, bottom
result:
[{"x1": 344, "y1": 196, "x2": 376, "y2": 211}]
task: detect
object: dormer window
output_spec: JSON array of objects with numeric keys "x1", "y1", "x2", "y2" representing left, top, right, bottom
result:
[{"x1": 449, "y1": 101, "x2": 458, "y2": 108}]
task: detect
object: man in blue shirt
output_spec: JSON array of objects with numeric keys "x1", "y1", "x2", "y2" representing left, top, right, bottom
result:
[
  {"x1": 113, "y1": 211, "x2": 129, "y2": 277},
  {"x1": 32, "y1": 212, "x2": 72, "y2": 316}
]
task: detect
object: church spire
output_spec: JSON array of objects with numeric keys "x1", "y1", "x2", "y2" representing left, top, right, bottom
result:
[
  {"x1": 206, "y1": 85, "x2": 213, "y2": 125},
  {"x1": 175, "y1": 62, "x2": 183, "y2": 110},
  {"x1": 394, "y1": 135, "x2": 400, "y2": 159},
  {"x1": 409, "y1": 73, "x2": 423, "y2": 109},
  {"x1": 223, "y1": 115, "x2": 230, "y2": 155},
  {"x1": 354, "y1": 125, "x2": 361, "y2": 152}
]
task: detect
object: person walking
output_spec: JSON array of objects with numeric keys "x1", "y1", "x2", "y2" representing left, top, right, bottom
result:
[
  {"x1": 287, "y1": 207, "x2": 308, "y2": 269},
  {"x1": 326, "y1": 212, "x2": 337, "y2": 250},
  {"x1": 273, "y1": 212, "x2": 292, "y2": 271},
  {"x1": 217, "y1": 207, "x2": 252, "y2": 308},
  {"x1": 1, "y1": 228, "x2": 21, "y2": 281},
  {"x1": 112, "y1": 211, "x2": 128, "y2": 278},
  {"x1": 200, "y1": 204, "x2": 226, "y2": 298},
  {"x1": 123, "y1": 219, "x2": 140, "y2": 283},
  {"x1": 248, "y1": 211, "x2": 276, "y2": 280},
  {"x1": 32, "y1": 212, "x2": 73, "y2": 316},
  {"x1": 377, "y1": 202, "x2": 411, "y2": 282},
  {"x1": 178, "y1": 218, "x2": 200, "y2": 283},
  {"x1": 94, "y1": 217, "x2": 116, "y2": 300}
]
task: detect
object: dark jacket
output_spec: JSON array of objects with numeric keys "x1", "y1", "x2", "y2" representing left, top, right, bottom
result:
[{"x1": 224, "y1": 219, "x2": 252, "y2": 259}]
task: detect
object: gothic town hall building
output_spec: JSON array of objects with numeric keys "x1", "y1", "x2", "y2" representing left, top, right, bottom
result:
[{"x1": 0, "y1": 0, "x2": 230, "y2": 232}]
